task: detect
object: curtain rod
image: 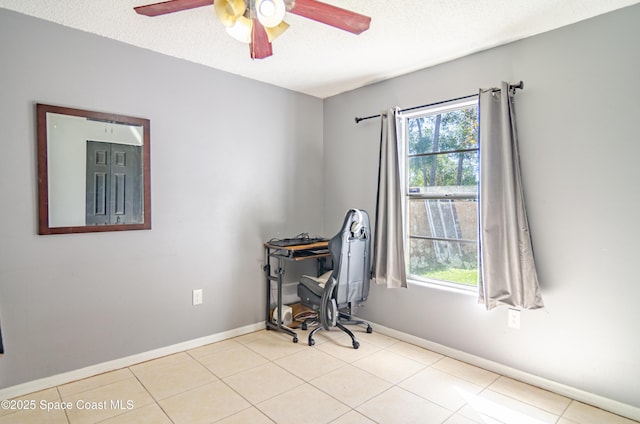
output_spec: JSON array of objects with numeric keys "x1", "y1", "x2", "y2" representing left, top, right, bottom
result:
[{"x1": 354, "y1": 81, "x2": 524, "y2": 124}]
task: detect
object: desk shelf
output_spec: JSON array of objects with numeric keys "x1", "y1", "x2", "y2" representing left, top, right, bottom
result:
[
  {"x1": 269, "y1": 303, "x2": 316, "y2": 329},
  {"x1": 270, "y1": 250, "x2": 330, "y2": 261}
]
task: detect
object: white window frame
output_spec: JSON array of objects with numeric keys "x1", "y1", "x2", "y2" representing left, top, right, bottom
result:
[{"x1": 398, "y1": 97, "x2": 479, "y2": 292}]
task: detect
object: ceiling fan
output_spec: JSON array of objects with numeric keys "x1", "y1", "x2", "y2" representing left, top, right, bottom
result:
[{"x1": 134, "y1": 0, "x2": 371, "y2": 59}]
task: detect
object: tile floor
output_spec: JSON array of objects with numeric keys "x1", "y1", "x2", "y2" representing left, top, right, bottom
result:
[{"x1": 1, "y1": 326, "x2": 637, "y2": 424}]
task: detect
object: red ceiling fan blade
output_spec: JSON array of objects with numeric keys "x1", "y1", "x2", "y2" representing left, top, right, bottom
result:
[
  {"x1": 134, "y1": 0, "x2": 213, "y2": 17},
  {"x1": 289, "y1": 0, "x2": 371, "y2": 35},
  {"x1": 250, "y1": 19, "x2": 273, "y2": 59}
]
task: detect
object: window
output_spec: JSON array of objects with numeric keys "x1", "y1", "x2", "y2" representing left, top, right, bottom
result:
[{"x1": 400, "y1": 98, "x2": 479, "y2": 289}]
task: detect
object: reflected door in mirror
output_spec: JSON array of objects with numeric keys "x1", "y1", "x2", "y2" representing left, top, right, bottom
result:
[{"x1": 86, "y1": 141, "x2": 143, "y2": 225}]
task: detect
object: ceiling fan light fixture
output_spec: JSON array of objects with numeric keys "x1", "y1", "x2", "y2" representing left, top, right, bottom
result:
[
  {"x1": 134, "y1": 0, "x2": 372, "y2": 59},
  {"x1": 214, "y1": 0, "x2": 247, "y2": 27},
  {"x1": 255, "y1": 0, "x2": 286, "y2": 28},
  {"x1": 226, "y1": 14, "x2": 253, "y2": 43},
  {"x1": 264, "y1": 20, "x2": 289, "y2": 42},
  {"x1": 258, "y1": 0, "x2": 275, "y2": 16}
]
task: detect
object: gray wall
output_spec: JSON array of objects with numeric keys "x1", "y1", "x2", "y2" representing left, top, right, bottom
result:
[
  {"x1": 0, "y1": 9, "x2": 323, "y2": 388},
  {"x1": 323, "y1": 5, "x2": 640, "y2": 408}
]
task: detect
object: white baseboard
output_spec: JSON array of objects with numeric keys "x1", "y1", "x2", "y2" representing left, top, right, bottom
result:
[
  {"x1": 0, "y1": 322, "x2": 264, "y2": 401},
  {"x1": 370, "y1": 321, "x2": 640, "y2": 422}
]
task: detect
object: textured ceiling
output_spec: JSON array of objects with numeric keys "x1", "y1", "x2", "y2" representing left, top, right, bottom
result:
[{"x1": 1, "y1": 0, "x2": 638, "y2": 98}]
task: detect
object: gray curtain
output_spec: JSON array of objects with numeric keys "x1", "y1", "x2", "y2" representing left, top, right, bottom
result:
[
  {"x1": 372, "y1": 108, "x2": 408, "y2": 288},
  {"x1": 478, "y1": 82, "x2": 543, "y2": 310}
]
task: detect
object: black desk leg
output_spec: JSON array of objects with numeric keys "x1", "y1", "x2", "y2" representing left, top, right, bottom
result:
[{"x1": 264, "y1": 248, "x2": 298, "y2": 343}]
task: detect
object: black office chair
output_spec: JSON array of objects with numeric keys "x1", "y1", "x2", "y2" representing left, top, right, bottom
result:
[{"x1": 297, "y1": 209, "x2": 373, "y2": 349}]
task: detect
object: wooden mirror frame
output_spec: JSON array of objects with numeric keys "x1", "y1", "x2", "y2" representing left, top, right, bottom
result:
[{"x1": 37, "y1": 104, "x2": 151, "y2": 235}]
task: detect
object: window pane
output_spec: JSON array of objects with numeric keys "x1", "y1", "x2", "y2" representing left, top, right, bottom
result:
[
  {"x1": 407, "y1": 107, "x2": 478, "y2": 155},
  {"x1": 404, "y1": 100, "x2": 479, "y2": 289},
  {"x1": 409, "y1": 199, "x2": 478, "y2": 241},
  {"x1": 408, "y1": 238, "x2": 478, "y2": 286},
  {"x1": 408, "y1": 152, "x2": 478, "y2": 194}
]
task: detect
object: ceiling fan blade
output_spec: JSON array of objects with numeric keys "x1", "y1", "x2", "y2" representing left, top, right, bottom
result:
[
  {"x1": 289, "y1": 0, "x2": 371, "y2": 35},
  {"x1": 250, "y1": 19, "x2": 273, "y2": 59},
  {"x1": 134, "y1": 0, "x2": 213, "y2": 17}
]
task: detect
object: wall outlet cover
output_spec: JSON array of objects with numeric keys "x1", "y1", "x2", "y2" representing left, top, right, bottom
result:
[
  {"x1": 508, "y1": 308, "x2": 521, "y2": 329},
  {"x1": 192, "y1": 289, "x2": 203, "y2": 305}
]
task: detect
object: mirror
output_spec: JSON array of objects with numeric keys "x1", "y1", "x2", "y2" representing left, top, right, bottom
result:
[{"x1": 37, "y1": 104, "x2": 151, "y2": 235}]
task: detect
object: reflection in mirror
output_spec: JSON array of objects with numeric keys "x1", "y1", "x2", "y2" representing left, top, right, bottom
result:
[{"x1": 37, "y1": 104, "x2": 151, "y2": 235}]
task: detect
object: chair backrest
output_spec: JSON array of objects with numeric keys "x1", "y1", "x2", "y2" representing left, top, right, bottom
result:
[{"x1": 329, "y1": 209, "x2": 371, "y2": 306}]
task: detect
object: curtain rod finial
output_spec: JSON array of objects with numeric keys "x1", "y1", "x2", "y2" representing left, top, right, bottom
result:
[
  {"x1": 509, "y1": 81, "x2": 524, "y2": 95},
  {"x1": 510, "y1": 81, "x2": 524, "y2": 91}
]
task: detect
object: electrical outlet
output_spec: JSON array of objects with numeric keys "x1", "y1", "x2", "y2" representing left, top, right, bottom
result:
[
  {"x1": 192, "y1": 289, "x2": 203, "y2": 306},
  {"x1": 508, "y1": 308, "x2": 520, "y2": 329}
]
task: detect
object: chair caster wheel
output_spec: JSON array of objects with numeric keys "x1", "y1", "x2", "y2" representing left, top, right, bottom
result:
[
  {"x1": 309, "y1": 339, "x2": 315, "y2": 346},
  {"x1": 366, "y1": 326, "x2": 373, "y2": 334},
  {"x1": 301, "y1": 323, "x2": 307, "y2": 330},
  {"x1": 293, "y1": 337, "x2": 298, "y2": 343},
  {"x1": 353, "y1": 341, "x2": 360, "y2": 349}
]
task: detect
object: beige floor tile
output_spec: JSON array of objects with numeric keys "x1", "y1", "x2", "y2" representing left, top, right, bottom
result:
[
  {"x1": 399, "y1": 367, "x2": 485, "y2": 411},
  {"x1": 98, "y1": 403, "x2": 171, "y2": 424},
  {"x1": 316, "y1": 336, "x2": 382, "y2": 363},
  {"x1": 455, "y1": 407, "x2": 506, "y2": 424},
  {"x1": 443, "y1": 413, "x2": 493, "y2": 424},
  {"x1": 232, "y1": 329, "x2": 269, "y2": 345},
  {"x1": 58, "y1": 369, "x2": 133, "y2": 399},
  {"x1": 187, "y1": 339, "x2": 244, "y2": 359},
  {"x1": 445, "y1": 412, "x2": 503, "y2": 424},
  {"x1": 562, "y1": 401, "x2": 638, "y2": 424},
  {"x1": 359, "y1": 330, "x2": 397, "y2": 348},
  {"x1": 223, "y1": 362, "x2": 304, "y2": 404},
  {"x1": 0, "y1": 388, "x2": 61, "y2": 418},
  {"x1": 310, "y1": 365, "x2": 392, "y2": 408},
  {"x1": 274, "y1": 347, "x2": 347, "y2": 381},
  {"x1": 489, "y1": 376, "x2": 571, "y2": 415},
  {"x1": 130, "y1": 352, "x2": 216, "y2": 400},
  {"x1": 257, "y1": 383, "x2": 350, "y2": 424},
  {"x1": 0, "y1": 406, "x2": 69, "y2": 424},
  {"x1": 356, "y1": 387, "x2": 452, "y2": 424},
  {"x1": 352, "y1": 349, "x2": 425, "y2": 384},
  {"x1": 432, "y1": 357, "x2": 500, "y2": 387},
  {"x1": 9, "y1": 329, "x2": 640, "y2": 424},
  {"x1": 458, "y1": 389, "x2": 559, "y2": 424},
  {"x1": 195, "y1": 344, "x2": 269, "y2": 378},
  {"x1": 244, "y1": 331, "x2": 309, "y2": 360},
  {"x1": 329, "y1": 410, "x2": 376, "y2": 424},
  {"x1": 0, "y1": 388, "x2": 69, "y2": 424},
  {"x1": 387, "y1": 341, "x2": 444, "y2": 366},
  {"x1": 215, "y1": 407, "x2": 274, "y2": 424},
  {"x1": 159, "y1": 381, "x2": 250, "y2": 424},
  {"x1": 557, "y1": 418, "x2": 579, "y2": 424},
  {"x1": 62, "y1": 377, "x2": 154, "y2": 424}
]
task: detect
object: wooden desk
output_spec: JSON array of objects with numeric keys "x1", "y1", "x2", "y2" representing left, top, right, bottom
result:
[{"x1": 263, "y1": 240, "x2": 329, "y2": 342}]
